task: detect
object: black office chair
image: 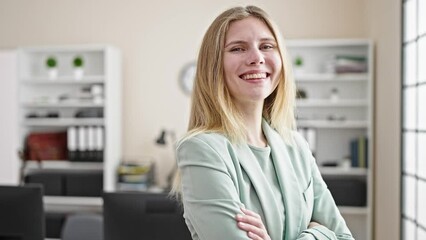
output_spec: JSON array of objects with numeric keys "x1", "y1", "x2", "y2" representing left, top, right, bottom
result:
[
  {"x1": 61, "y1": 213, "x2": 103, "y2": 240},
  {"x1": 103, "y1": 191, "x2": 192, "y2": 240},
  {"x1": 0, "y1": 185, "x2": 44, "y2": 240}
]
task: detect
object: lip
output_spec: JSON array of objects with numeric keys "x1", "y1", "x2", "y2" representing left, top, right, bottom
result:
[{"x1": 239, "y1": 71, "x2": 270, "y2": 80}]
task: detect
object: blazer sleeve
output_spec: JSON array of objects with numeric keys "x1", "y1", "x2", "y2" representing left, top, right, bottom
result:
[
  {"x1": 176, "y1": 136, "x2": 250, "y2": 240},
  {"x1": 296, "y1": 133, "x2": 355, "y2": 240}
]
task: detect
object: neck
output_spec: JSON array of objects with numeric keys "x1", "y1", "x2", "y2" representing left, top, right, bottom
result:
[{"x1": 234, "y1": 101, "x2": 267, "y2": 147}]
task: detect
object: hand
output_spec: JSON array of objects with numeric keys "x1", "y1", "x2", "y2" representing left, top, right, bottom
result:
[
  {"x1": 308, "y1": 221, "x2": 321, "y2": 229},
  {"x1": 236, "y1": 208, "x2": 271, "y2": 240}
]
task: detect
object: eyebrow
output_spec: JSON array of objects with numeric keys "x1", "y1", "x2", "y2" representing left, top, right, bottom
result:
[{"x1": 224, "y1": 37, "x2": 277, "y2": 48}]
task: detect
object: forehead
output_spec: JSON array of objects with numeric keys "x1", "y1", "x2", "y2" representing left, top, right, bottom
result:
[{"x1": 226, "y1": 16, "x2": 275, "y2": 42}]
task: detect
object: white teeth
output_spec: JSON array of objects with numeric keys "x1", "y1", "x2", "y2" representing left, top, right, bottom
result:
[{"x1": 242, "y1": 73, "x2": 267, "y2": 80}]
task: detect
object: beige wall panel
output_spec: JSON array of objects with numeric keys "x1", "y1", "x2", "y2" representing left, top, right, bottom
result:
[{"x1": 367, "y1": 0, "x2": 402, "y2": 239}]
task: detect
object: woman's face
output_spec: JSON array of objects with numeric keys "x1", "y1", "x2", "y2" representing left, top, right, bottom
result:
[{"x1": 223, "y1": 16, "x2": 282, "y2": 107}]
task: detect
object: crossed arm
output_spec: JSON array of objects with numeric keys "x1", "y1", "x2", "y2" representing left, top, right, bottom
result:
[{"x1": 177, "y1": 136, "x2": 353, "y2": 240}]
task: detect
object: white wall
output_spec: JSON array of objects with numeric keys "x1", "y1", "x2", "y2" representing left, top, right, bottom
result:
[{"x1": 0, "y1": 50, "x2": 19, "y2": 185}]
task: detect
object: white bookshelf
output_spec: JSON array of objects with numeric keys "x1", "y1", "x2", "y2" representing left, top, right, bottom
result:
[
  {"x1": 21, "y1": 75, "x2": 104, "y2": 84},
  {"x1": 287, "y1": 39, "x2": 374, "y2": 240},
  {"x1": 22, "y1": 118, "x2": 104, "y2": 127},
  {"x1": 24, "y1": 160, "x2": 104, "y2": 172},
  {"x1": 298, "y1": 120, "x2": 368, "y2": 129},
  {"x1": 17, "y1": 44, "x2": 122, "y2": 197},
  {"x1": 21, "y1": 102, "x2": 104, "y2": 108},
  {"x1": 297, "y1": 99, "x2": 368, "y2": 107},
  {"x1": 295, "y1": 73, "x2": 368, "y2": 82}
]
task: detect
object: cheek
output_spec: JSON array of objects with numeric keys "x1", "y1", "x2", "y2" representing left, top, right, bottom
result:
[
  {"x1": 222, "y1": 67, "x2": 235, "y2": 95},
  {"x1": 273, "y1": 54, "x2": 283, "y2": 71},
  {"x1": 269, "y1": 55, "x2": 282, "y2": 78},
  {"x1": 223, "y1": 56, "x2": 238, "y2": 74},
  {"x1": 223, "y1": 59, "x2": 233, "y2": 81}
]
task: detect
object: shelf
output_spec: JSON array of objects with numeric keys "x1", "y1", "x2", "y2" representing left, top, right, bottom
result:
[
  {"x1": 294, "y1": 73, "x2": 368, "y2": 82},
  {"x1": 286, "y1": 39, "x2": 371, "y2": 47},
  {"x1": 319, "y1": 167, "x2": 368, "y2": 177},
  {"x1": 297, "y1": 99, "x2": 368, "y2": 107},
  {"x1": 287, "y1": 39, "x2": 373, "y2": 240},
  {"x1": 338, "y1": 206, "x2": 368, "y2": 215},
  {"x1": 17, "y1": 45, "x2": 122, "y2": 196},
  {"x1": 44, "y1": 196, "x2": 103, "y2": 213},
  {"x1": 24, "y1": 160, "x2": 103, "y2": 171},
  {"x1": 22, "y1": 102, "x2": 104, "y2": 108},
  {"x1": 21, "y1": 45, "x2": 111, "y2": 53},
  {"x1": 22, "y1": 118, "x2": 104, "y2": 126},
  {"x1": 297, "y1": 120, "x2": 368, "y2": 129},
  {"x1": 20, "y1": 75, "x2": 104, "y2": 84}
]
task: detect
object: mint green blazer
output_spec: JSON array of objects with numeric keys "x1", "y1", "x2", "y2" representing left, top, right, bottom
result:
[{"x1": 176, "y1": 120, "x2": 354, "y2": 240}]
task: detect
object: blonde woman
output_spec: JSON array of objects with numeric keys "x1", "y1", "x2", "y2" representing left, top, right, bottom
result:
[{"x1": 173, "y1": 5, "x2": 354, "y2": 240}]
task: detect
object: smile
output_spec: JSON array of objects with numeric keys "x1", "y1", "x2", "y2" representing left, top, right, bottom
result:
[{"x1": 240, "y1": 72, "x2": 269, "y2": 80}]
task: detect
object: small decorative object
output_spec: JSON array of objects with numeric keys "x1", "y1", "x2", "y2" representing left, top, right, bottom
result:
[
  {"x1": 117, "y1": 161, "x2": 156, "y2": 191},
  {"x1": 330, "y1": 88, "x2": 339, "y2": 101},
  {"x1": 91, "y1": 85, "x2": 104, "y2": 104},
  {"x1": 294, "y1": 56, "x2": 303, "y2": 66},
  {"x1": 296, "y1": 88, "x2": 307, "y2": 99},
  {"x1": 179, "y1": 61, "x2": 196, "y2": 95},
  {"x1": 155, "y1": 129, "x2": 176, "y2": 146},
  {"x1": 72, "y1": 55, "x2": 84, "y2": 80},
  {"x1": 293, "y1": 56, "x2": 305, "y2": 75},
  {"x1": 154, "y1": 128, "x2": 177, "y2": 190},
  {"x1": 327, "y1": 114, "x2": 346, "y2": 121},
  {"x1": 340, "y1": 156, "x2": 352, "y2": 169},
  {"x1": 46, "y1": 56, "x2": 58, "y2": 80}
]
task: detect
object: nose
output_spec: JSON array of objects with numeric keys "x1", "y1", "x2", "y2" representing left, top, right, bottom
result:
[{"x1": 247, "y1": 49, "x2": 265, "y2": 65}]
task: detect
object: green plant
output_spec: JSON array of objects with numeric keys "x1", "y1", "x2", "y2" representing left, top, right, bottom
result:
[
  {"x1": 73, "y1": 56, "x2": 84, "y2": 68},
  {"x1": 294, "y1": 56, "x2": 303, "y2": 66},
  {"x1": 46, "y1": 57, "x2": 57, "y2": 68}
]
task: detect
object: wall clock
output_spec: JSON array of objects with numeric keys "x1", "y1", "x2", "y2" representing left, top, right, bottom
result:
[{"x1": 179, "y1": 61, "x2": 196, "y2": 95}]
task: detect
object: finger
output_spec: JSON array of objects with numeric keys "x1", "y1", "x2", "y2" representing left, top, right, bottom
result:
[
  {"x1": 236, "y1": 214, "x2": 263, "y2": 229},
  {"x1": 237, "y1": 221, "x2": 267, "y2": 239},
  {"x1": 239, "y1": 208, "x2": 264, "y2": 229},
  {"x1": 241, "y1": 208, "x2": 262, "y2": 219},
  {"x1": 248, "y1": 231, "x2": 263, "y2": 240}
]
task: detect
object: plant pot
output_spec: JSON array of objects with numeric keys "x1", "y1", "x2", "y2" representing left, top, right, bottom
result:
[
  {"x1": 73, "y1": 67, "x2": 84, "y2": 80},
  {"x1": 48, "y1": 68, "x2": 58, "y2": 80},
  {"x1": 293, "y1": 66, "x2": 306, "y2": 76}
]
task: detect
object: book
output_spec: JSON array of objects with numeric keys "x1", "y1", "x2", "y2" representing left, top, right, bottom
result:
[{"x1": 350, "y1": 136, "x2": 368, "y2": 168}]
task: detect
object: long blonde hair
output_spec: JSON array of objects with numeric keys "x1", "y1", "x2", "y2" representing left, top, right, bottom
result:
[{"x1": 171, "y1": 5, "x2": 296, "y2": 195}]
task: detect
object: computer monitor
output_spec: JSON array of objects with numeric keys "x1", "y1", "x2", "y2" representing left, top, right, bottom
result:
[
  {"x1": 103, "y1": 191, "x2": 191, "y2": 240},
  {"x1": 0, "y1": 185, "x2": 44, "y2": 240}
]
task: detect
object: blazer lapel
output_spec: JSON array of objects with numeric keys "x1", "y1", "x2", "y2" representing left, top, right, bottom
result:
[
  {"x1": 262, "y1": 120, "x2": 303, "y2": 240},
  {"x1": 234, "y1": 143, "x2": 284, "y2": 240}
]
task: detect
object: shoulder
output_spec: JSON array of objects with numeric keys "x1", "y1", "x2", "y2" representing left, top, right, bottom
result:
[
  {"x1": 176, "y1": 132, "x2": 235, "y2": 167},
  {"x1": 176, "y1": 132, "x2": 230, "y2": 152},
  {"x1": 175, "y1": 132, "x2": 241, "y2": 177}
]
